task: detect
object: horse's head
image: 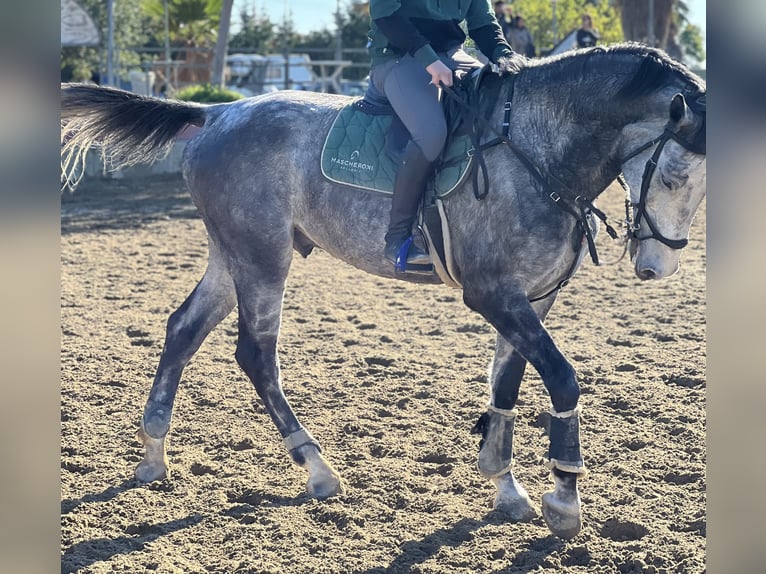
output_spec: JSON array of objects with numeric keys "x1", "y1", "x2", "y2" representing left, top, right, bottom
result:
[{"x1": 621, "y1": 90, "x2": 706, "y2": 280}]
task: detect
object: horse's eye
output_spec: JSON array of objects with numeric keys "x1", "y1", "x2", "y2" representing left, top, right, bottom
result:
[{"x1": 660, "y1": 173, "x2": 673, "y2": 190}]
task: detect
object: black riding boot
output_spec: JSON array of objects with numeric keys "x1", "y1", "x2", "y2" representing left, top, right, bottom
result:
[{"x1": 384, "y1": 141, "x2": 433, "y2": 267}]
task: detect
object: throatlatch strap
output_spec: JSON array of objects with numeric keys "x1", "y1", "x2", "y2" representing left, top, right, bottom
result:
[{"x1": 283, "y1": 428, "x2": 320, "y2": 452}]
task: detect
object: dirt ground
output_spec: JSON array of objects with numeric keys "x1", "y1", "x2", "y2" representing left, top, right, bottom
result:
[{"x1": 61, "y1": 177, "x2": 705, "y2": 574}]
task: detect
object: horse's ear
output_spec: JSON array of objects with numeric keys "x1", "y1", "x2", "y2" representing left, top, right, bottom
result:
[{"x1": 669, "y1": 93, "x2": 691, "y2": 125}]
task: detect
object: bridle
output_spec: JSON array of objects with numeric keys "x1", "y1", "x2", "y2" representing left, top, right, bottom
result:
[
  {"x1": 618, "y1": 96, "x2": 706, "y2": 251},
  {"x1": 439, "y1": 73, "x2": 705, "y2": 299}
]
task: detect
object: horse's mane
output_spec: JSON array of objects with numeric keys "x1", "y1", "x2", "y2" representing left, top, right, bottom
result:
[{"x1": 518, "y1": 42, "x2": 705, "y2": 101}]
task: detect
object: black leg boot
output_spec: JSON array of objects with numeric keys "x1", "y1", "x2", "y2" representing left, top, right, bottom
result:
[{"x1": 384, "y1": 141, "x2": 433, "y2": 267}]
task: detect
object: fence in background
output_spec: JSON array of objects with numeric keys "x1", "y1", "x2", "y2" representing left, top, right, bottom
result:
[{"x1": 104, "y1": 46, "x2": 370, "y2": 97}]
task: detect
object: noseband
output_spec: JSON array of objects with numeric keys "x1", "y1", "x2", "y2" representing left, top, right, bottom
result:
[{"x1": 620, "y1": 97, "x2": 706, "y2": 250}]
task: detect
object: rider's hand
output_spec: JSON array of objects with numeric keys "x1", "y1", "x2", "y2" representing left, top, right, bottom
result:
[
  {"x1": 426, "y1": 60, "x2": 453, "y2": 88},
  {"x1": 496, "y1": 52, "x2": 524, "y2": 76}
]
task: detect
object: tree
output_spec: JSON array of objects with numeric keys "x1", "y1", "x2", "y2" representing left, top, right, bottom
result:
[
  {"x1": 294, "y1": 1, "x2": 370, "y2": 81},
  {"x1": 511, "y1": 0, "x2": 623, "y2": 55},
  {"x1": 614, "y1": 1, "x2": 704, "y2": 65},
  {"x1": 228, "y1": 1, "x2": 370, "y2": 82},
  {"x1": 61, "y1": 0, "x2": 148, "y2": 82},
  {"x1": 339, "y1": 1, "x2": 372, "y2": 80},
  {"x1": 614, "y1": 0, "x2": 674, "y2": 49},
  {"x1": 140, "y1": 0, "x2": 223, "y2": 86},
  {"x1": 678, "y1": 22, "x2": 705, "y2": 65},
  {"x1": 211, "y1": 0, "x2": 234, "y2": 86},
  {"x1": 141, "y1": 0, "x2": 222, "y2": 47},
  {"x1": 229, "y1": 7, "x2": 276, "y2": 52}
]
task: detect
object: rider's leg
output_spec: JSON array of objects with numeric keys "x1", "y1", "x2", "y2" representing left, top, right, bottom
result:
[
  {"x1": 384, "y1": 141, "x2": 433, "y2": 265},
  {"x1": 370, "y1": 55, "x2": 448, "y2": 265}
]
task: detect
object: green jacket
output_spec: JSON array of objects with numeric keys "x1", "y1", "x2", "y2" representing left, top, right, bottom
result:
[{"x1": 368, "y1": 0, "x2": 514, "y2": 68}]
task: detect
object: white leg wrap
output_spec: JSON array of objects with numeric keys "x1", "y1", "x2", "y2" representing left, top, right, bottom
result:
[
  {"x1": 477, "y1": 408, "x2": 517, "y2": 478},
  {"x1": 545, "y1": 458, "x2": 588, "y2": 476},
  {"x1": 545, "y1": 406, "x2": 586, "y2": 475}
]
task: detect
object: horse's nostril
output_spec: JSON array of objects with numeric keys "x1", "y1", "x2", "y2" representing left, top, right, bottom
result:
[{"x1": 637, "y1": 268, "x2": 657, "y2": 280}]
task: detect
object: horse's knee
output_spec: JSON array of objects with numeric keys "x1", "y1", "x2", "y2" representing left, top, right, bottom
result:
[
  {"x1": 166, "y1": 306, "x2": 197, "y2": 341},
  {"x1": 543, "y1": 363, "x2": 580, "y2": 412}
]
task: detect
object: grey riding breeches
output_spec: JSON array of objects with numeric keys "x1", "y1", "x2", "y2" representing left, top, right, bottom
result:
[{"x1": 366, "y1": 48, "x2": 483, "y2": 162}]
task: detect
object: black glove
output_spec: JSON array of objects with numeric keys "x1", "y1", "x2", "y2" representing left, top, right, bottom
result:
[{"x1": 496, "y1": 52, "x2": 524, "y2": 76}]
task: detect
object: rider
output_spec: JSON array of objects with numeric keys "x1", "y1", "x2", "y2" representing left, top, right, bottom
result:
[{"x1": 366, "y1": 0, "x2": 520, "y2": 268}]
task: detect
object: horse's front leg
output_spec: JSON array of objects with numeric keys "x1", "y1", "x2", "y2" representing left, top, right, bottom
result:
[
  {"x1": 464, "y1": 283, "x2": 585, "y2": 539},
  {"x1": 475, "y1": 295, "x2": 557, "y2": 521}
]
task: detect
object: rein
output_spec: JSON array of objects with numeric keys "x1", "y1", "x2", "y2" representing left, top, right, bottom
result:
[
  {"x1": 441, "y1": 75, "x2": 706, "y2": 247},
  {"x1": 439, "y1": 73, "x2": 705, "y2": 301},
  {"x1": 440, "y1": 76, "x2": 620, "y2": 275}
]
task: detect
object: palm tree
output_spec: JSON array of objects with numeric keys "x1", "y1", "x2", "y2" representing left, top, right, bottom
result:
[
  {"x1": 141, "y1": 0, "x2": 223, "y2": 86},
  {"x1": 210, "y1": 0, "x2": 234, "y2": 87}
]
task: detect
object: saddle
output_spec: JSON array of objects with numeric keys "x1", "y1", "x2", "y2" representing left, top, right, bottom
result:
[{"x1": 320, "y1": 65, "x2": 504, "y2": 286}]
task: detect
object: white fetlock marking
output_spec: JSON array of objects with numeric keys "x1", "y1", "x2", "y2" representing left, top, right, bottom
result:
[
  {"x1": 550, "y1": 473, "x2": 581, "y2": 508},
  {"x1": 491, "y1": 471, "x2": 537, "y2": 521},
  {"x1": 491, "y1": 472, "x2": 529, "y2": 499},
  {"x1": 135, "y1": 424, "x2": 169, "y2": 481},
  {"x1": 542, "y1": 472, "x2": 582, "y2": 538},
  {"x1": 297, "y1": 443, "x2": 343, "y2": 499}
]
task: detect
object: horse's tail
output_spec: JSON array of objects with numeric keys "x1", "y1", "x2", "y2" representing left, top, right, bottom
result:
[{"x1": 61, "y1": 82, "x2": 207, "y2": 188}]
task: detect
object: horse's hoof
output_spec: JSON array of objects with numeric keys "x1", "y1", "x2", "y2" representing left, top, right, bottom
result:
[
  {"x1": 541, "y1": 491, "x2": 582, "y2": 539},
  {"x1": 493, "y1": 494, "x2": 538, "y2": 522},
  {"x1": 135, "y1": 459, "x2": 168, "y2": 483},
  {"x1": 306, "y1": 472, "x2": 343, "y2": 500}
]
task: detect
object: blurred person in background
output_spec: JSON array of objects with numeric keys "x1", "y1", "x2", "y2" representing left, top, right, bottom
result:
[
  {"x1": 508, "y1": 15, "x2": 536, "y2": 57},
  {"x1": 576, "y1": 13, "x2": 600, "y2": 48},
  {"x1": 494, "y1": 1, "x2": 514, "y2": 42}
]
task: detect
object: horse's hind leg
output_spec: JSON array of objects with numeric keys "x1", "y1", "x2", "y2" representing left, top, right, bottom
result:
[
  {"x1": 136, "y1": 240, "x2": 236, "y2": 482},
  {"x1": 475, "y1": 296, "x2": 557, "y2": 521},
  {"x1": 230, "y1": 254, "x2": 342, "y2": 499}
]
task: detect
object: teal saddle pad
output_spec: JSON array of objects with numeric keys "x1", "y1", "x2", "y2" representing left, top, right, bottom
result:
[{"x1": 320, "y1": 101, "x2": 473, "y2": 198}]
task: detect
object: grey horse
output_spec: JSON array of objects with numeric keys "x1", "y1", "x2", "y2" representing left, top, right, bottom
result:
[{"x1": 61, "y1": 43, "x2": 706, "y2": 539}]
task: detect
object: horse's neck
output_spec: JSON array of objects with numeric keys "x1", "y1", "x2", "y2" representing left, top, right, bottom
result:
[{"x1": 501, "y1": 89, "x2": 624, "y2": 201}]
